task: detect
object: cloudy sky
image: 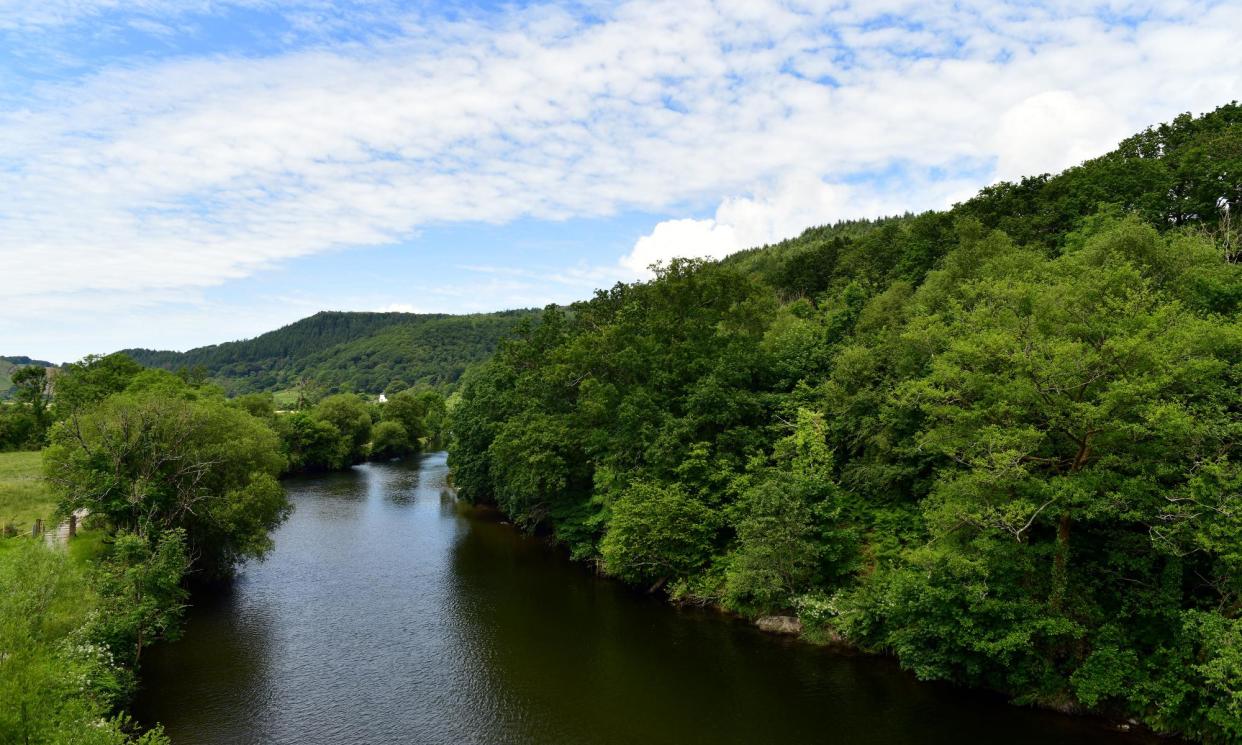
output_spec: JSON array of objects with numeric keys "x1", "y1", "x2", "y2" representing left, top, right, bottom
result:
[{"x1": 1, "y1": 0, "x2": 1239, "y2": 361}]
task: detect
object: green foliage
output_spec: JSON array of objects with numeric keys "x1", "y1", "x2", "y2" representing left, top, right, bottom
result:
[
  {"x1": 229, "y1": 392, "x2": 277, "y2": 422},
  {"x1": 91, "y1": 531, "x2": 189, "y2": 667},
  {"x1": 51, "y1": 354, "x2": 146, "y2": 419},
  {"x1": 0, "y1": 539, "x2": 171, "y2": 745},
  {"x1": 723, "y1": 409, "x2": 852, "y2": 613},
  {"x1": 43, "y1": 389, "x2": 290, "y2": 579},
  {"x1": 0, "y1": 450, "x2": 56, "y2": 530},
  {"x1": 723, "y1": 479, "x2": 819, "y2": 613},
  {"x1": 382, "y1": 389, "x2": 430, "y2": 443},
  {"x1": 270, "y1": 386, "x2": 446, "y2": 470},
  {"x1": 369, "y1": 420, "x2": 413, "y2": 460},
  {"x1": 416, "y1": 389, "x2": 448, "y2": 446},
  {"x1": 1, "y1": 354, "x2": 295, "y2": 742},
  {"x1": 311, "y1": 394, "x2": 372, "y2": 465},
  {"x1": 279, "y1": 412, "x2": 350, "y2": 472},
  {"x1": 449, "y1": 104, "x2": 1242, "y2": 742},
  {"x1": 0, "y1": 360, "x2": 59, "y2": 451},
  {"x1": 0, "y1": 406, "x2": 38, "y2": 452},
  {"x1": 1, "y1": 355, "x2": 312, "y2": 743},
  {"x1": 121, "y1": 310, "x2": 537, "y2": 396},
  {"x1": 599, "y1": 482, "x2": 716, "y2": 586}
]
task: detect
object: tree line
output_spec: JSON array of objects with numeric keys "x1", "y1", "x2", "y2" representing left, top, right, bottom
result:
[{"x1": 448, "y1": 103, "x2": 1242, "y2": 743}]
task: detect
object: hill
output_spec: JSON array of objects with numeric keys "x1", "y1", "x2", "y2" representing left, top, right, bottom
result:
[
  {"x1": 449, "y1": 103, "x2": 1242, "y2": 743},
  {"x1": 123, "y1": 309, "x2": 538, "y2": 395},
  {"x1": 0, "y1": 356, "x2": 56, "y2": 399}
]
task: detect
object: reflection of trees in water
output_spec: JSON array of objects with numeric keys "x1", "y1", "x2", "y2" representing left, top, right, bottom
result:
[
  {"x1": 443, "y1": 513, "x2": 823, "y2": 744},
  {"x1": 133, "y1": 580, "x2": 279, "y2": 742},
  {"x1": 443, "y1": 510, "x2": 1147, "y2": 745},
  {"x1": 136, "y1": 453, "x2": 1142, "y2": 745},
  {"x1": 293, "y1": 466, "x2": 368, "y2": 502}
]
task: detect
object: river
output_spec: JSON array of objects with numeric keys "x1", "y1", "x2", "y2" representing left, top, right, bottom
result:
[{"x1": 133, "y1": 452, "x2": 1160, "y2": 744}]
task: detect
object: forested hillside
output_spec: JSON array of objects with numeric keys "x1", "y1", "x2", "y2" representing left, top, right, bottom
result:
[
  {"x1": 123, "y1": 310, "x2": 536, "y2": 395},
  {"x1": 449, "y1": 103, "x2": 1242, "y2": 743}
]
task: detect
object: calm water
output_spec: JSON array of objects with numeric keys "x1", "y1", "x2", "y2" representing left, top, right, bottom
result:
[{"x1": 134, "y1": 453, "x2": 1157, "y2": 744}]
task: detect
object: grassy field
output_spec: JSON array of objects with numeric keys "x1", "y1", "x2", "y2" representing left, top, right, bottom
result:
[
  {"x1": 0, "y1": 450, "x2": 57, "y2": 530},
  {"x1": 273, "y1": 388, "x2": 301, "y2": 409},
  {"x1": 0, "y1": 450, "x2": 108, "y2": 563}
]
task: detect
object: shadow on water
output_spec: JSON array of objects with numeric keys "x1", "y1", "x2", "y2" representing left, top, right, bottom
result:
[{"x1": 134, "y1": 453, "x2": 1172, "y2": 745}]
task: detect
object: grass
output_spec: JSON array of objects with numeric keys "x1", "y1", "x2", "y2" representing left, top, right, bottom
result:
[
  {"x1": 273, "y1": 388, "x2": 301, "y2": 408},
  {"x1": 0, "y1": 450, "x2": 57, "y2": 531},
  {"x1": 68, "y1": 528, "x2": 108, "y2": 564},
  {"x1": 0, "y1": 450, "x2": 109, "y2": 563}
]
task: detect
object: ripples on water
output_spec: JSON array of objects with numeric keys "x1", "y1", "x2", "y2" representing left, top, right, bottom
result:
[{"x1": 133, "y1": 453, "x2": 1163, "y2": 745}]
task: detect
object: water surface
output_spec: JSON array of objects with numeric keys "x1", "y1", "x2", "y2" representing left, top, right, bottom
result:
[{"x1": 134, "y1": 453, "x2": 1158, "y2": 744}]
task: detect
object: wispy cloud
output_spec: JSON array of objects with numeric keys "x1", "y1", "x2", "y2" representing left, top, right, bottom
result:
[{"x1": 1, "y1": 0, "x2": 1240, "y2": 358}]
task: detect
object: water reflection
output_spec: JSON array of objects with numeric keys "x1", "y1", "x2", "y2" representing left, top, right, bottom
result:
[{"x1": 134, "y1": 454, "x2": 1166, "y2": 745}]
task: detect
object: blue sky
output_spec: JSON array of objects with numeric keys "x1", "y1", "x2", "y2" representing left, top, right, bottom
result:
[{"x1": 1, "y1": 0, "x2": 1240, "y2": 362}]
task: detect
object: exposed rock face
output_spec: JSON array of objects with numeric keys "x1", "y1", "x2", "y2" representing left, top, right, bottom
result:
[{"x1": 756, "y1": 616, "x2": 803, "y2": 635}]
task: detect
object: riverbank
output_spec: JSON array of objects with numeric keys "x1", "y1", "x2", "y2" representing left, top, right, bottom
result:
[
  {"x1": 134, "y1": 455, "x2": 1169, "y2": 745},
  {"x1": 460, "y1": 475, "x2": 1176, "y2": 743},
  {"x1": 678, "y1": 588, "x2": 1166, "y2": 740},
  {"x1": 0, "y1": 450, "x2": 165, "y2": 744}
]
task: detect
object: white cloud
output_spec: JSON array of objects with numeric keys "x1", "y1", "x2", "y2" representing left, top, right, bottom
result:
[
  {"x1": 992, "y1": 91, "x2": 1133, "y2": 182},
  {"x1": 624, "y1": 218, "x2": 742, "y2": 274},
  {"x1": 621, "y1": 171, "x2": 985, "y2": 274},
  {"x1": 1, "y1": 0, "x2": 1241, "y2": 357},
  {"x1": 622, "y1": 175, "x2": 860, "y2": 273}
]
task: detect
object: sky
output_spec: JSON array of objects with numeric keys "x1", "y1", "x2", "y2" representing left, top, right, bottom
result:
[{"x1": 1, "y1": 0, "x2": 1240, "y2": 362}]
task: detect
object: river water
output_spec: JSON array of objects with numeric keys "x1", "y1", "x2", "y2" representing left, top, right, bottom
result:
[{"x1": 133, "y1": 452, "x2": 1159, "y2": 745}]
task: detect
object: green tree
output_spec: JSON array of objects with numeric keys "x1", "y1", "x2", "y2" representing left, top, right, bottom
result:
[
  {"x1": 443, "y1": 104, "x2": 1242, "y2": 743},
  {"x1": 725, "y1": 479, "x2": 819, "y2": 613},
  {"x1": 911, "y1": 221, "x2": 1239, "y2": 609},
  {"x1": 369, "y1": 420, "x2": 413, "y2": 460},
  {"x1": 230, "y1": 392, "x2": 277, "y2": 422},
  {"x1": 725, "y1": 410, "x2": 849, "y2": 613},
  {"x1": 600, "y1": 482, "x2": 716, "y2": 587},
  {"x1": 382, "y1": 389, "x2": 429, "y2": 444},
  {"x1": 10, "y1": 365, "x2": 52, "y2": 445},
  {"x1": 92, "y1": 530, "x2": 189, "y2": 666},
  {"x1": 44, "y1": 391, "x2": 290, "y2": 579},
  {"x1": 51, "y1": 354, "x2": 145, "y2": 418},
  {"x1": 312, "y1": 394, "x2": 372, "y2": 465},
  {"x1": 280, "y1": 411, "x2": 349, "y2": 472}
]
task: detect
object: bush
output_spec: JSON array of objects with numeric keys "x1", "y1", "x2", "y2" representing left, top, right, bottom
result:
[
  {"x1": 600, "y1": 482, "x2": 716, "y2": 586},
  {"x1": 369, "y1": 420, "x2": 413, "y2": 460}
]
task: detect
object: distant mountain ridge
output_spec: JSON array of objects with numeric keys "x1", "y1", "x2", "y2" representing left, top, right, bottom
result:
[
  {"x1": 1, "y1": 356, "x2": 55, "y2": 367},
  {"x1": 122, "y1": 309, "x2": 538, "y2": 395}
]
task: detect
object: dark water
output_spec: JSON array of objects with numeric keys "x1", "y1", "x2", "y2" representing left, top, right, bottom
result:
[{"x1": 134, "y1": 453, "x2": 1156, "y2": 745}]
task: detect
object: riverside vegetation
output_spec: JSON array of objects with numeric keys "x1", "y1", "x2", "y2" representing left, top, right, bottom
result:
[
  {"x1": 448, "y1": 104, "x2": 1242, "y2": 743},
  {"x1": 0, "y1": 355, "x2": 446, "y2": 743}
]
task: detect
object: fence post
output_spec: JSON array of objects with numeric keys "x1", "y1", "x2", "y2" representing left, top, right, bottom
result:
[
  {"x1": 33, "y1": 518, "x2": 43, "y2": 538},
  {"x1": 68, "y1": 513, "x2": 77, "y2": 538}
]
